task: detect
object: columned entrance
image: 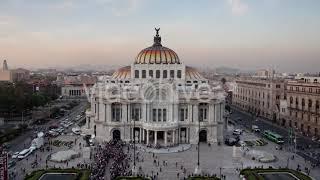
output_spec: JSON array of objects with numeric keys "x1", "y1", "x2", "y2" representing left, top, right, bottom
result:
[{"x1": 144, "y1": 129, "x2": 177, "y2": 147}]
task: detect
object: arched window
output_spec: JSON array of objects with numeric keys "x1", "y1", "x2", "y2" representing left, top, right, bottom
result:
[
  {"x1": 156, "y1": 70, "x2": 160, "y2": 78},
  {"x1": 302, "y1": 98, "x2": 305, "y2": 107},
  {"x1": 308, "y1": 99, "x2": 312, "y2": 108},
  {"x1": 135, "y1": 70, "x2": 139, "y2": 78},
  {"x1": 163, "y1": 70, "x2": 167, "y2": 78},
  {"x1": 177, "y1": 70, "x2": 181, "y2": 78},
  {"x1": 149, "y1": 70, "x2": 153, "y2": 78},
  {"x1": 142, "y1": 70, "x2": 146, "y2": 78},
  {"x1": 170, "y1": 70, "x2": 174, "y2": 78},
  {"x1": 290, "y1": 97, "x2": 293, "y2": 104},
  {"x1": 296, "y1": 97, "x2": 299, "y2": 106},
  {"x1": 112, "y1": 103, "x2": 122, "y2": 122}
]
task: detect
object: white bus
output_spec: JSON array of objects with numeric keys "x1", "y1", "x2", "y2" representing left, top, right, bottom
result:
[{"x1": 17, "y1": 148, "x2": 33, "y2": 159}]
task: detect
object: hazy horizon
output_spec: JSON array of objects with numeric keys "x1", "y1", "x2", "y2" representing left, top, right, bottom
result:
[{"x1": 1, "y1": 0, "x2": 320, "y2": 73}]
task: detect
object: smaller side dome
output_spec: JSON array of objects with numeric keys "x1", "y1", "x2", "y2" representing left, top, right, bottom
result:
[
  {"x1": 186, "y1": 66, "x2": 204, "y2": 80},
  {"x1": 112, "y1": 66, "x2": 131, "y2": 79}
]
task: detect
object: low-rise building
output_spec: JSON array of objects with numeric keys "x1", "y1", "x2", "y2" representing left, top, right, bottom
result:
[{"x1": 59, "y1": 74, "x2": 97, "y2": 98}]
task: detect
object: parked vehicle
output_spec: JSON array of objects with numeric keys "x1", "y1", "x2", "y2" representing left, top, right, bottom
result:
[
  {"x1": 312, "y1": 136, "x2": 319, "y2": 141},
  {"x1": 252, "y1": 125, "x2": 260, "y2": 132},
  {"x1": 72, "y1": 127, "x2": 81, "y2": 135},
  {"x1": 8, "y1": 160, "x2": 16, "y2": 169}
]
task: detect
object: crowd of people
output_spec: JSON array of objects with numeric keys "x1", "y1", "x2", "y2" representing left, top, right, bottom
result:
[{"x1": 90, "y1": 140, "x2": 131, "y2": 179}]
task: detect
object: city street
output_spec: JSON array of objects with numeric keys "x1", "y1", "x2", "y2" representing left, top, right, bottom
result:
[
  {"x1": 7, "y1": 100, "x2": 88, "y2": 154},
  {"x1": 230, "y1": 107, "x2": 320, "y2": 149},
  {"x1": 6, "y1": 100, "x2": 89, "y2": 179},
  {"x1": 229, "y1": 107, "x2": 320, "y2": 166}
]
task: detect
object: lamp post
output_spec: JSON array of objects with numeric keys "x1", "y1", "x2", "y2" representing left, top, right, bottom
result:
[
  {"x1": 132, "y1": 114, "x2": 137, "y2": 175},
  {"x1": 198, "y1": 117, "x2": 200, "y2": 167},
  {"x1": 194, "y1": 112, "x2": 201, "y2": 175}
]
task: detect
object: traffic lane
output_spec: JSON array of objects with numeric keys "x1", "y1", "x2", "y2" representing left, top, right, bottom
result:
[
  {"x1": 231, "y1": 110, "x2": 293, "y2": 142},
  {"x1": 230, "y1": 109, "x2": 317, "y2": 148}
]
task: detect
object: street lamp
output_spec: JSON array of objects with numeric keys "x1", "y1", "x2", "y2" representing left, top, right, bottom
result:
[
  {"x1": 132, "y1": 113, "x2": 137, "y2": 175},
  {"x1": 194, "y1": 113, "x2": 201, "y2": 175}
]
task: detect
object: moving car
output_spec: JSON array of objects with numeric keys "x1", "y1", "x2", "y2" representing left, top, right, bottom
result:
[
  {"x1": 225, "y1": 137, "x2": 239, "y2": 146},
  {"x1": 233, "y1": 129, "x2": 243, "y2": 135}
]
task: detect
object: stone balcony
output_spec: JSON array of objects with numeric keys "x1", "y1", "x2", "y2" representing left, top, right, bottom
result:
[{"x1": 143, "y1": 121, "x2": 179, "y2": 131}]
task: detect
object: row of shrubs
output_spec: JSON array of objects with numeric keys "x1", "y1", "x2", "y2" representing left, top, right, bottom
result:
[
  {"x1": 24, "y1": 168, "x2": 90, "y2": 180},
  {"x1": 187, "y1": 177, "x2": 221, "y2": 180},
  {"x1": 240, "y1": 167, "x2": 312, "y2": 180},
  {"x1": 115, "y1": 177, "x2": 151, "y2": 180}
]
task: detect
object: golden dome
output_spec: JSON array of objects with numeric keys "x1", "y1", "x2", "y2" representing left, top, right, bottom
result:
[{"x1": 134, "y1": 28, "x2": 180, "y2": 64}]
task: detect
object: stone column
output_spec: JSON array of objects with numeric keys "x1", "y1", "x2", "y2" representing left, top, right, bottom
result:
[
  {"x1": 174, "y1": 103, "x2": 179, "y2": 122},
  {"x1": 214, "y1": 104, "x2": 217, "y2": 123},
  {"x1": 142, "y1": 129, "x2": 145, "y2": 142},
  {"x1": 122, "y1": 103, "x2": 127, "y2": 123},
  {"x1": 154, "y1": 131, "x2": 157, "y2": 146},
  {"x1": 208, "y1": 104, "x2": 211, "y2": 122},
  {"x1": 142, "y1": 103, "x2": 146, "y2": 122},
  {"x1": 168, "y1": 103, "x2": 173, "y2": 122},
  {"x1": 188, "y1": 104, "x2": 192, "y2": 122},
  {"x1": 128, "y1": 103, "x2": 131, "y2": 122},
  {"x1": 139, "y1": 128, "x2": 142, "y2": 143},
  {"x1": 178, "y1": 128, "x2": 180, "y2": 144},
  {"x1": 186, "y1": 128, "x2": 189, "y2": 143},
  {"x1": 172, "y1": 130, "x2": 175, "y2": 144},
  {"x1": 146, "y1": 103, "x2": 149, "y2": 122},
  {"x1": 164, "y1": 131, "x2": 167, "y2": 146},
  {"x1": 194, "y1": 103, "x2": 199, "y2": 123},
  {"x1": 106, "y1": 103, "x2": 111, "y2": 122},
  {"x1": 146, "y1": 130, "x2": 149, "y2": 144}
]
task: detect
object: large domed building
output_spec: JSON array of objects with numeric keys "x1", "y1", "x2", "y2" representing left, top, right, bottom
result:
[{"x1": 84, "y1": 29, "x2": 225, "y2": 146}]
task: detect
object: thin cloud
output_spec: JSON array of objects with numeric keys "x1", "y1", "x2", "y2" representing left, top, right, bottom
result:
[
  {"x1": 227, "y1": 0, "x2": 249, "y2": 16},
  {"x1": 0, "y1": 16, "x2": 16, "y2": 26}
]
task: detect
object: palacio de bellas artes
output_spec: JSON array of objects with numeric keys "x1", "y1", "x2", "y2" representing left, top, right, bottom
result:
[{"x1": 83, "y1": 29, "x2": 226, "y2": 147}]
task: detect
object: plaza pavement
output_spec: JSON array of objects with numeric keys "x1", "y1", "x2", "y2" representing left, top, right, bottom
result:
[
  {"x1": 9, "y1": 134, "x2": 90, "y2": 180},
  {"x1": 127, "y1": 131, "x2": 320, "y2": 180},
  {"x1": 9, "y1": 127, "x2": 320, "y2": 180}
]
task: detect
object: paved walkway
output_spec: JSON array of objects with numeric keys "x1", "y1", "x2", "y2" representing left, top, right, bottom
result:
[{"x1": 136, "y1": 144, "x2": 191, "y2": 154}]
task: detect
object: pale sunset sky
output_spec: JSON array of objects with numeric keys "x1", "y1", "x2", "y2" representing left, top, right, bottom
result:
[{"x1": 0, "y1": 0, "x2": 319, "y2": 72}]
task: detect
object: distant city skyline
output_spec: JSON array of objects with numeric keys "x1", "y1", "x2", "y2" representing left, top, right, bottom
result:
[{"x1": 0, "y1": 0, "x2": 320, "y2": 73}]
